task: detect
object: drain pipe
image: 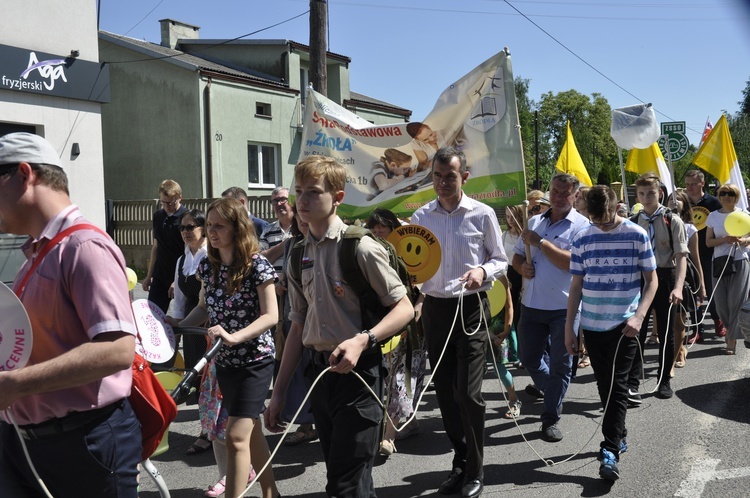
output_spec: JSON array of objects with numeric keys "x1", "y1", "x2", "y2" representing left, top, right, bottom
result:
[{"x1": 203, "y1": 77, "x2": 213, "y2": 197}]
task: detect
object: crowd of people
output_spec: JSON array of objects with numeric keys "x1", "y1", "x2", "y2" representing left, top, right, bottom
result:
[{"x1": 1, "y1": 131, "x2": 748, "y2": 498}]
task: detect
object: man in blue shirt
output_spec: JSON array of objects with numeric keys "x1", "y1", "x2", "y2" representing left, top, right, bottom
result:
[{"x1": 512, "y1": 173, "x2": 588, "y2": 442}]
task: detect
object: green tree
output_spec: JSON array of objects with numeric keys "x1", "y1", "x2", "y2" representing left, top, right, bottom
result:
[{"x1": 514, "y1": 76, "x2": 536, "y2": 184}]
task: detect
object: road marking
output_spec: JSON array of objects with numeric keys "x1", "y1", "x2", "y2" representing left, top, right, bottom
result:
[{"x1": 675, "y1": 458, "x2": 750, "y2": 497}]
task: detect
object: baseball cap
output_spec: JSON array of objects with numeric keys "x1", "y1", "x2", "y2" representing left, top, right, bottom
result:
[{"x1": 0, "y1": 133, "x2": 62, "y2": 168}]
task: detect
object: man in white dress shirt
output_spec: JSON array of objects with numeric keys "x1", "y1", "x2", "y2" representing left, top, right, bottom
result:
[{"x1": 412, "y1": 147, "x2": 507, "y2": 498}]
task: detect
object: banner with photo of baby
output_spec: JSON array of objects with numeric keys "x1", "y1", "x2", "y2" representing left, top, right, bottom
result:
[{"x1": 297, "y1": 49, "x2": 527, "y2": 220}]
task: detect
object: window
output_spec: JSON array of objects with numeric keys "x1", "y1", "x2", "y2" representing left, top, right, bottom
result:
[
  {"x1": 247, "y1": 143, "x2": 278, "y2": 188},
  {"x1": 255, "y1": 102, "x2": 271, "y2": 117}
]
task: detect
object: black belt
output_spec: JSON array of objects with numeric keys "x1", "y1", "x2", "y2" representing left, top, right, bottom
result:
[
  {"x1": 17, "y1": 400, "x2": 123, "y2": 441},
  {"x1": 310, "y1": 346, "x2": 380, "y2": 369}
]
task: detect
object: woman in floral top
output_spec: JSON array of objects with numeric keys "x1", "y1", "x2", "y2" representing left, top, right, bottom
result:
[{"x1": 179, "y1": 197, "x2": 280, "y2": 498}]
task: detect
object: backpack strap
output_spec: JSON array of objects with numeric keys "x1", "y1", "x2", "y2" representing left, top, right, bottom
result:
[
  {"x1": 340, "y1": 225, "x2": 379, "y2": 330},
  {"x1": 287, "y1": 237, "x2": 305, "y2": 293}
]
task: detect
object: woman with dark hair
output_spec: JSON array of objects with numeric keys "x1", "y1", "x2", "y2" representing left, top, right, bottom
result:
[
  {"x1": 167, "y1": 209, "x2": 212, "y2": 455},
  {"x1": 178, "y1": 197, "x2": 280, "y2": 498},
  {"x1": 705, "y1": 183, "x2": 750, "y2": 355},
  {"x1": 366, "y1": 207, "x2": 401, "y2": 238},
  {"x1": 366, "y1": 208, "x2": 427, "y2": 457},
  {"x1": 668, "y1": 190, "x2": 706, "y2": 369}
]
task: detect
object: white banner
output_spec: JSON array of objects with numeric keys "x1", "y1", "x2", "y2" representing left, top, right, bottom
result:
[{"x1": 296, "y1": 50, "x2": 526, "y2": 220}]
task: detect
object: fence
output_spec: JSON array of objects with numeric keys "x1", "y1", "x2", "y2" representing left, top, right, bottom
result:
[{"x1": 111, "y1": 196, "x2": 273, "y2": 272}]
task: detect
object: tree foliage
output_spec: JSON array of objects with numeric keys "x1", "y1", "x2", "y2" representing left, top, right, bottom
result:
[
  {"x1": 534, "y1": 89, "x2": 618, "y2": 190},
  {"x1": 514, "y1": 76, "x2": 536, "y2": 181}
]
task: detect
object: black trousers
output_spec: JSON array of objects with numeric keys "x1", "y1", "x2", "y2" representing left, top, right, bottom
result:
[
  {"x1": 0, "y1": 400, "x2": 141, "y2": 497},
  {"x1": 584, "y1": 325, "x2": 637, "y2": 458},
  {"x1": 628, "y1": 268, "x2": 675, "y2": 389},
  {"x1": 422, "y1": 293, "x2": 488, "y2": 480},
  {"x1": 307, "y1": 349, "x2": 382, "y2": 498}
]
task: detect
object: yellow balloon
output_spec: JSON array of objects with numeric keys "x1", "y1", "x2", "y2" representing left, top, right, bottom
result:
[
  {"x1": 487, "y1": 280, "x2": 507, "y2": 317},
  {"x1": 631, "y1": 203, "x2": 644, "y2": 214},
  {"x1": 725, "y1": 210, "x2": 750, "y2": 237},
  {"x1": 125, "y1": 267, "x2": 138, "y2": 292}
]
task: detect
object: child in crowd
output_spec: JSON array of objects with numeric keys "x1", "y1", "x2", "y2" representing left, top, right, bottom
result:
[
  {"x1": 371, "y1": 148, "x2": 414, "y2": 196},
  {"x1": 566, "y1": 185, "x2": 657, "y2": 481}
]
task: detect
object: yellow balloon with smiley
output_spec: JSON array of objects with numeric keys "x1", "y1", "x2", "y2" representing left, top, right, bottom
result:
[{"x1": 387, "y1": 225, "x2": 442, "y2": 284}]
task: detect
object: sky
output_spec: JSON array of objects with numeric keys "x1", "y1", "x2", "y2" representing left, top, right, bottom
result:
[{"x1": 98, "y1": 0, "x2": 750, "y2": 147}]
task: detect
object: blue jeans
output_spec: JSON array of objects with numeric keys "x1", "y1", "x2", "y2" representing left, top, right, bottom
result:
[{"x1": 518, "y1": 306, "x2": 578, "y2": 424}]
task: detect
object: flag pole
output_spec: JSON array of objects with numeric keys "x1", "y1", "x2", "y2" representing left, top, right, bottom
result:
[
  {"x1": 660, "y1": 134, "x2": 677, "y2": 200},
  {"x1": 617, "y1": 147, "x2": 630, "y2": 211}
]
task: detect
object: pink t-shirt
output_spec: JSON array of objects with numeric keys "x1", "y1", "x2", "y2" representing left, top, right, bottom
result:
[{"x1": 9, "y1": 205, "x2": 137, "y2": 425}]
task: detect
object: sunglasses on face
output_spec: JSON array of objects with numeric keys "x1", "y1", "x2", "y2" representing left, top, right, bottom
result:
[
  {"x1": 530, "y1": 205, "x2": 541, "y2": 214},
  {"x1": 271, "y1": 197, "x2": 288, "y2": 205},
  {"x1": 179, "y1": 224, "x2": 199, "y2": 231},
  {"x1": 719, "y1": 191, "x2": 737, "y2": 197},
  {"x1": 161, "y1": 200, "x2": 179, "y2": 207}
]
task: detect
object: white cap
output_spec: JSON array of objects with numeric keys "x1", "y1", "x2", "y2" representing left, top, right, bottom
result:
[{"x1": 0, "y1": 133, "x2": 62, "y2": 168}]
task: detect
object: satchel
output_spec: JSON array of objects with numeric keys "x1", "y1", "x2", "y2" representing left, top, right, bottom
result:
[
  {"x1": 713, "y1": 255, "x2": 737, "y2": 279},
  {"x1": 130, "y1": 352, "x2": 177, "y2": 461}
]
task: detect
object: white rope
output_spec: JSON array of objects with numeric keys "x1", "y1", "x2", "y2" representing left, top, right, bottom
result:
[{"x1": 5, "y1": 407, "x2": 55, "y2": 498}]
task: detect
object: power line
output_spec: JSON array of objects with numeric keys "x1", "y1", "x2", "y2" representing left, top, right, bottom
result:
[
  {"x1": 104, "y1": 10, "x2": 309, "y2": 65},
  {"x1": 121, "y1": 0, "x2": 167, "y2": 37},
  {"x1": 320, "y1": 1, "x2": 735, "y2": 21}
]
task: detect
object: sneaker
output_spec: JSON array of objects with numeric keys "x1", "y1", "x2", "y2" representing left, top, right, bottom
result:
[
  {"x1": 541, "y1": 422, "x2": 563, "y2": 442},
  {"x1": 715, "y1": 320, "x2": 726, "y2": 338},
  {"x1": 619, "y1": 438, "x2": 628, "y2": 454},
  {"x1": 598, "y1": 448, "x2": 620, "y2": 481},
  {"x1": 627, "y1": 388, "x2": 642, "y2": 407},
  {"x1": 525, "y1": 384, "x2": 544, "y2": 399},
  {"x1": 657, "y1": 380, "x2": 673, "y2": 399}
]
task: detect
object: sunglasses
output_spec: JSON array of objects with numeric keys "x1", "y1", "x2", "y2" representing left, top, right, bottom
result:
[
  {"x1": 530, "y1": 205, "x2": 542, "y2": 214},
  {"x1": 179, "y1": 224, "x2": 199, "y2": 232},
  {"x1": 161, "y1": 199, "x2": 179, "y2": 207},
  {"x1": 718, "y1": 191, "x2": 737, "y2": 197},
  {"x1": 271, "y1": 197, "x2": 289, "y2": 205}
]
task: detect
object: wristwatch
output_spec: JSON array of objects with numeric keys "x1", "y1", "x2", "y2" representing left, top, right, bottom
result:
[
  {"x1": 360, "y1": 330, "x2": 377, "y2": 349},
  {"x1": 538, "y1": 238, "x2": 546, "y2": 248}
]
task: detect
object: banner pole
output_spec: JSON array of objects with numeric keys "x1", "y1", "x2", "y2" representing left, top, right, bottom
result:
[{"x1": 618, "y1": 147, "x2": 629, "y2": 211}]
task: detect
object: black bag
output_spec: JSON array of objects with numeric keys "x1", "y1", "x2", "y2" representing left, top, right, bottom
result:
[{"x1": 713, "y1": 255, "x2": 737, "y2": 279}]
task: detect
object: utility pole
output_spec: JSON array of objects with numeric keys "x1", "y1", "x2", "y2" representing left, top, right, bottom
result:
[
  {"x1": 534, "y1": 110, "x2": 540, "y2": 190},
  {"x1": 309, "y1": 0, "x2": 327, "y2": 97}
]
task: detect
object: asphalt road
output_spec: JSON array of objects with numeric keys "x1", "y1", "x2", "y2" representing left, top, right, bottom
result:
[{"x1": 135, "y1": 316, "x2": 750, "y2": 498}]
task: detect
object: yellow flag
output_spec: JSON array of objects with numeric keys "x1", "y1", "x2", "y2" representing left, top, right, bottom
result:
[
  {"x1": 555, "y1": 121, "x2": 592, "y2": 186},
  {"x1": 624, "y1": 142, "x2": 675, "y2": 194},
  {"x1": 692, "y1": 114, "x2": 737, "y2": 184}
]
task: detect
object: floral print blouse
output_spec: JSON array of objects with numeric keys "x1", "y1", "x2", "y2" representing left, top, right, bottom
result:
[{"x1": 197, "y1": 254, "x2": 277, "y2": 368}]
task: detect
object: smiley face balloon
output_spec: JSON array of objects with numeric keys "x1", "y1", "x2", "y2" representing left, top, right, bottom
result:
[{"x1": 387, "y1": 225, "x2": 442, "y2": 284}]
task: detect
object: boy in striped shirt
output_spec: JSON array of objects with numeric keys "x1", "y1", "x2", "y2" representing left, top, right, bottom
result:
[{"x1": 564, "y1": 185, "x2": 657, "y2": 481}]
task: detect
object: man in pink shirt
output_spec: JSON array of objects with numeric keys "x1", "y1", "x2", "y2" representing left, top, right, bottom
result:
[{"x1": 0, "y1": 133, "x2": 141, "y2": 497}]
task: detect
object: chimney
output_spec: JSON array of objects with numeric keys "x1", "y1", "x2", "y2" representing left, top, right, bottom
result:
[{"x1": 159, "y1": 19, "x2": 200, "y2": 49}]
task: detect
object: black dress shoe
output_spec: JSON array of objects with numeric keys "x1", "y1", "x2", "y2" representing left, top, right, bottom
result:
[
  {"x1": 439, "y1": 468, "x2": 464, "y2": 495},
  {"x1": 461, "y1": 478, "x2": 483, "y2": 498}
]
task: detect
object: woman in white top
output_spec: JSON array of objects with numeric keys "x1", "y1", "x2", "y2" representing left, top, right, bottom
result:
[
  {"x1": 169, "y1": 208, "x2": 212, "y2": 455},
  {"x1": 705, "y1": 184, "x2": 750, "y2": 354}
]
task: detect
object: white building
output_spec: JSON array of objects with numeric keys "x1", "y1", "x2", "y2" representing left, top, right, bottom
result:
[{"x1": 0, "y1": 0, "x2": 109, "y2": 228}]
